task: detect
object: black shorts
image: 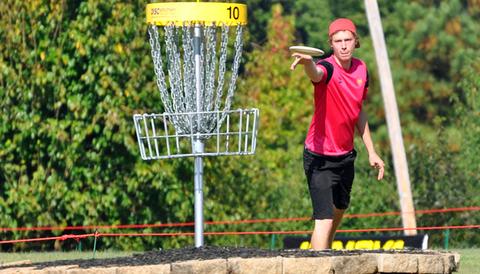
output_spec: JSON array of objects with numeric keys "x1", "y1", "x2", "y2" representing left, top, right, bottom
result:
[{"x1": 303, "y1": 148, "x2": 356, "y2": 220}]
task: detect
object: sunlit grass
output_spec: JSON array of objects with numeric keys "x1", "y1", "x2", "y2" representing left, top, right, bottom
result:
[
  {"x1": 451, "y1": 249, "x2": 480, "y2": 274},
  {"x1": 0, "y1": 250, "x2": 133, "y2": 264}
]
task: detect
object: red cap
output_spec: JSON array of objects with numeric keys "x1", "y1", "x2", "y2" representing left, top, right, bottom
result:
[{"x1": 328, "y1": 18, "x2": 357, "y2": 37}]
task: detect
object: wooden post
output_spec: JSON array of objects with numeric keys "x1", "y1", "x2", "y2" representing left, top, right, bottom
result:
[{"x1": 364, "y1": 0, "x2": 417, "y2": 235}]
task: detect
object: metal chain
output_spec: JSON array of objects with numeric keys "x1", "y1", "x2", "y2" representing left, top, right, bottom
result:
[
  {"x1": 148, "y1": 25, "x2": 172, "y2": 114},
  {"x1": 214, "y1": 24, "x2": 229, "y2": 113},
  {"x1": 147, "y1": 24, "x2": 244, "y2": 137},
  {"x1": 196, "y1": 26, "x2": 205, "y2": 133},
  {"x1": 223, "y1": 24, "x2": 243, "y2": 112},
  {"x1": 165, "y1": 25, "x2": 185, "y2": 114},
  {"x1": 181, "y1": 24, "x2": 196, "y2": 133},
  {"x1": 203, "y1": 24, "x2": 230, "y2": 133},
  {"x1": 165, "y1": 25, "x2": 191, "y2": 133},
  {"x1": 182, "y1": 24, "x2": 195, "y2": 114},
  {"x1": 201, "y1": 25, "x2": 219, "y2": 133},
  {"x1": 218, "y1": 24, "x2": 243, "y2": 127},
  {"x1": 204, "y1": 25, "x2": 217, "y2": 113}
]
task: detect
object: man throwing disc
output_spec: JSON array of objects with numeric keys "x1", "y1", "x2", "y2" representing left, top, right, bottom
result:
[{"x1": 290, "y1": 18, "x2": 385, "y2": 250}]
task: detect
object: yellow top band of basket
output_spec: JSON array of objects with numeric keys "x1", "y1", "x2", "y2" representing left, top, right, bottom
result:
[{"x1": 146, "y1": 2, "x2": 247, "y2": 26}]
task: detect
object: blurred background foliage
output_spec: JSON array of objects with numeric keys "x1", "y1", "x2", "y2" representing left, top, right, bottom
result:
[{"x1": 0, "y1": 0, "x2": 478, "y2": 251}]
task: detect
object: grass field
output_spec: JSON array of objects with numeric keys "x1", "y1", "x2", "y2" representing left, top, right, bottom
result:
[
  {"x1": 452, "y1": 249, "x2": 480, "y2": 274},
  {"x1": 1, "y1": 249, "x2": 478, "y2": 273},
  {"x1": 0, "y1": 250, "x2": 133, "y2": 264}
]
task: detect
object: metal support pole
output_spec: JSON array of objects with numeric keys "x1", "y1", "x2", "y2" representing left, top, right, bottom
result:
[
  {"x1": 193, "y1": 25, "x2": 205, "y2": 247},
  {"x1": 193, "y1": 141, "x2": 204, "y2": 247}
]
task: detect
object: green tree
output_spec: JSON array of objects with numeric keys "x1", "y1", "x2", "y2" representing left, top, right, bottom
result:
[
  {"x1": 0, "y1": 0, "x2": 191, "y2": 251},
  {"x1": 407, "y1": 55, "x2": 480, "y2": 247}
]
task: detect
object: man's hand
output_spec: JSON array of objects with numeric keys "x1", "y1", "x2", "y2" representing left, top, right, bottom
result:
[
  {"x1": 290, "y1": 53, "x2": 313, "y2": 70},
  {"x1": 369, "y1": 152, "x2": 385, "y2": 180},
  {"x1": 290, "y1": 53, "x2": 323, "y2": 82}
]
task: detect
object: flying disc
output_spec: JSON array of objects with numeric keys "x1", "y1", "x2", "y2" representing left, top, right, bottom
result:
[{"x1": 289, "y1": 46, "x2": 324, "y2": 56}]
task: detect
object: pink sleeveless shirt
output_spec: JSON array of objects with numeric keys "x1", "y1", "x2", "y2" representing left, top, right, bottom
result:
[{"x1": 305, "y1": 55, "x2": 368, "y2": 156}]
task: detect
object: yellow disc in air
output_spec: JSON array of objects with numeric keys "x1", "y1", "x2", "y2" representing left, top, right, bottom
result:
[{"x1": 146, "y1": 2, "x2": 247, "y2": 26}]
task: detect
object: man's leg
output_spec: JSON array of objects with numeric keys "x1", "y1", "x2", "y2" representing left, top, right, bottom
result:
[
  {"x1": 311, "y1": 219, "x2": 333, "y2": 250},
  {"x1": 328, "y1": 207, "x2": 345, "y2": 246},
  {"x1": 328, "y1": 152, "x2": 355, "y2": 247},
  {"x1": 311, "y1": 207, "x2": 345, "y2": 250}
]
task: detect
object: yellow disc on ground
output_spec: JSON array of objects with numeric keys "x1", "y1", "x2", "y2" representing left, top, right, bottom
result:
[{"x1": 146, "y1": 2, "x2": 247, "y2": 26}]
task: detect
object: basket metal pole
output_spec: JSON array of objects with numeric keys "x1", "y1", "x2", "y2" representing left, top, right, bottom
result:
[{"x1": 193, "y1": 24, "x2": 204, "y2": 247}]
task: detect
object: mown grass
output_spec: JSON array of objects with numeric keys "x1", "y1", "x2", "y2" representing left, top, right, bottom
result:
[
  {"x1": 0, "y1": 250, "x2": 133, "y2": 264},
  {"x1": 451, "y1": 249, "x2": 480, "y2": 274},
  {"x1": 1, "y1": 249, "x2": 478, "y2": 273}
]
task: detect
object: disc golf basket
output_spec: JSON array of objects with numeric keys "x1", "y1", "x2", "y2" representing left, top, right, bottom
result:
[{"x1": 133, "y1": 2, "x2": 259, "y2": 247}]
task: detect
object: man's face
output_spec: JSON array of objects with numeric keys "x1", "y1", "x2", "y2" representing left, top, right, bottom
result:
[{"x1": 330, "y1": 30, "x2": 356, "y2": 63}]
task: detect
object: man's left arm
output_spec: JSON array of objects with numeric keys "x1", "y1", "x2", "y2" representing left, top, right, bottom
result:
[{"x1": 356, "y1": 109, "x2": 385, "y2": 180}]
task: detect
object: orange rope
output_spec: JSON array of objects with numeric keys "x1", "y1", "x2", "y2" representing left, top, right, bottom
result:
[
  {"x1": 1, "y1": 225, "x2": 479, "y2": 245},
  {"x1": 0, "y1": 206, "x2": 478, "y2": 232},
  {"x1": 0, "y1": 233, "x2": 95, "y2": 244}
]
